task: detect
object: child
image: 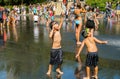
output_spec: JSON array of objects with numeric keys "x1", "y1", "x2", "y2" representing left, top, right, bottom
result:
[
  {"x1": 33, "y1": 13, "x2": 39, "y2": 23},
  {"x1": 46, "y1": 15, "x2": 64, "y2": 75},
  {"x1": 76, "y1": 29, "x2": 108, "y2": 79}
]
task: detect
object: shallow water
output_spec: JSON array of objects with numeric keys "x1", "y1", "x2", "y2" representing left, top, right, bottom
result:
[{"x1": 0, "y1": 15, "x2": 120, "y2": 79}]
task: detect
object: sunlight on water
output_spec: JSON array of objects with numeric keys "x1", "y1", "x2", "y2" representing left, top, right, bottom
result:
[{"x1": 105, "y1": 38, "x2": 120, "y2": 47}]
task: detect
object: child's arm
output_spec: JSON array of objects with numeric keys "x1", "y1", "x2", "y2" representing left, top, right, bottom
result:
[
  {"x1": 75, "y1": 40, "x2": 85, "y2": 58},
  {"x1": 93, "y1": 37, "x2": 108, "y2": 44},
  {"x1": 49, "y1": 29, "x2": 54, "y2": 38},
  {"x1": 58, "y1": 15, "x2": 64, "y2": 30}
]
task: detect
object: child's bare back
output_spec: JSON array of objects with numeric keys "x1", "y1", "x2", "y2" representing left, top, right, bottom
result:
[{"x1": 84, "y1": 37, "x2": 98, "y2": 53}]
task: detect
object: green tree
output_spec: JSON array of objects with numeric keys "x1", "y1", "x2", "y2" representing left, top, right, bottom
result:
[{"x1": 86, "y1": 0, "x2": 118, "y2": 11}]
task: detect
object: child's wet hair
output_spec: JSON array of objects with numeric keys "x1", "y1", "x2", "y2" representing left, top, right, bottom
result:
[
  {"x1": 49, "y1": 21, "x2": 58, "y2": 29},
  {"x1": 50, "y1": 21, "x2": 54, "y2": 29}
]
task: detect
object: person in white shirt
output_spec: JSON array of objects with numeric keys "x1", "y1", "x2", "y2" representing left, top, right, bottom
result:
[{"x1": 33, "y1": 13, "x2": 39, "y2": 22}]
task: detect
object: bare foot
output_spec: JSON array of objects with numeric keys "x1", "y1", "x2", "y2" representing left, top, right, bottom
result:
[
  {"x1": 83, "y1": 77, "x2": 90, "y2": 79},
  {"x1": 46, "y1": 71, "x2": 51, "y2": 75},
  {"x1": 56, "y1": 69, "x2": 63, "y2": 75},
  {"x1": 76, "y1": 42, "x2": 81, "y2": 45},
  {"x1": 92, "y1": 75, "x2": 98, "y2": 79}
]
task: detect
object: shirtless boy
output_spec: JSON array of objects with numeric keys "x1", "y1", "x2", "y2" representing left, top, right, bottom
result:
[
  {"x1": 76, "y1": 29, "x2": 108, "y2": 79},
  {"x1": 46, "y1": 15, "x2": 63, "y2": 75}
]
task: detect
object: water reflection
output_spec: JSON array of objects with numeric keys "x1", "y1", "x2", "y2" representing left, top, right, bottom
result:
[
  {"x1": 0, "y1": 71, "x2": 7, "y2": 79},
  {"x1": 43, "y1": 26, "x2": 50, "y2": 44},
  {"x1": 12, "y1": 26, "x2": 18, "y2": 42},
  {"x1": 62, "y1": 20, "x2": 74, "y2": 32},
  {"x1": 74, "y1": 63, "x2": 85, "y2": 79},
  {"x1": 0, "y1": 30, "x2": 6, "y2": 49},
  {"x1": 21, "y1": 15, "x2": 26, "y2": 21},
  {"x1": 8, "y1": 23, "x2": 18, "y2": 42},
  {"x1": 0, "y1": 35, "x2": 5, "y2": 47},
  {"x1": 7, "y1": 65, "x2": 17, "y2": 79},
  {"x1": 33, "y1": 23, "x2": 39, "y2": 43},
  {"x1": 0, "y1": 15, "x2": 120, "y2": 79},
  {"x1": 102, "y1": 19, "x2": 120, "y2": 35},
  {"x1": 106, "y1": 19, "x2": 114, "y2": 32},
  {"x1": 115, "y1": 22, "x2": 120, "y2": 35},
  {"x1": 46, "y1": 74, "x2": 62, "y2": 79},
  {"x1": 74, "y1": 45, "x2": 85, "y2": 79}
]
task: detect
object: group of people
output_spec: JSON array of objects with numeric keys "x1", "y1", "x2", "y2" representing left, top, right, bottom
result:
[
  {"x1": 0, "y1": 5, "x2": 19, "y2": 44},
  {"x1": 0, "y1": 2, "x2": 59, "y2": 46},
  {"x1": 105, "y1": 1, "x2": 120, "y2": 21},
  {"x1": 45, "y1": 1, "x2": 108, "y2": 79},
  {"x1": 115, "y1": 1, "x2": 120, "y2": 21},
  {"x1": 0, "y1": 1, "x2": 111, "y2": 79}
]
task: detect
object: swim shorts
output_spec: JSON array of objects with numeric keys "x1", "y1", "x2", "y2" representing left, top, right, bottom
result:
[
  {"x1": 50, "y1": 48, "x2": 63, "y2": 65},
  {"x1": 86, "y1": 52, "x2": 98, "y2": 67}
]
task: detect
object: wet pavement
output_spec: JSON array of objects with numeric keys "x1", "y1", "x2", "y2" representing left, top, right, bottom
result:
[{"x1": 0, "y1": 15, "x2": 120, "y2": 79}]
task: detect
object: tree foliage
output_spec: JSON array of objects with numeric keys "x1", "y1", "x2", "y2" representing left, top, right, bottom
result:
[
  {"x1": 0, "y1": 0, "x2": 46, "y2": 5},
  {"x1": 85, "y1": 0, "x2": 118, "y2": 11}
]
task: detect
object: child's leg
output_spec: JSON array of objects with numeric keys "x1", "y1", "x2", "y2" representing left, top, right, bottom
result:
[
  {"x1": 93, "y1": 66, "x2": 98, "y2": 79},
  {"x1": 86, "y1": 66, "x2": 90, "y2": 79},
  {"x1": 56, "y1": 65, "x2": 63, "y2": 75},
  {"x1": 75, "y1": 28, "x2": 79, "y2": 44},
  {"x1": 46, "y1": 64, "x2": 52, "y2": 75},
  {"x1": 75, "y1": 28, "x2": 81, "y2": 45},
  {"x1": 94, "y1": 19, "x2": 99, "y2": 30}
]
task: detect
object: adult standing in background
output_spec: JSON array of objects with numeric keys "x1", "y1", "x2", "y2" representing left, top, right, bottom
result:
[
  {"x1": 116, "y1": 1, "x2": 120, "y2": 21},
  {"x1": 74, "y1": 3, "x2": 83, "y2": 45},
  {"x1": 0, "y1": 6, "x2": 4, "y2": 35}
]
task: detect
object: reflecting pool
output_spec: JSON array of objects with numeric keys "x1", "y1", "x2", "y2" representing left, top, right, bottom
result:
[{"x1": 0, "y1": 15, "x2": 120, "y2": 79}]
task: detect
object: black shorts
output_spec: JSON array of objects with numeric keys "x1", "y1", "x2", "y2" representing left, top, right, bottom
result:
[
  {"x1": 50, "y1": 48, "x2": 63, "y2": 65},
  {"x1": 34, "y1": 21, "x2": 38, "y2": 22},
  {"x1": 86, "y1": 19, "x2": 95, "y2": 29},
  {"x1": 86, "y1": 52, "x2": 98, "y2": 67}
]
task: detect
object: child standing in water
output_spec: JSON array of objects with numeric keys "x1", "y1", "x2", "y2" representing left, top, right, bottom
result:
[
  {"x1": 76, "y1": 28, "x2": 108, "y2": 79},
  {"x1": 46, "y1": 14, "x2": 64, "y2": 75}
]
